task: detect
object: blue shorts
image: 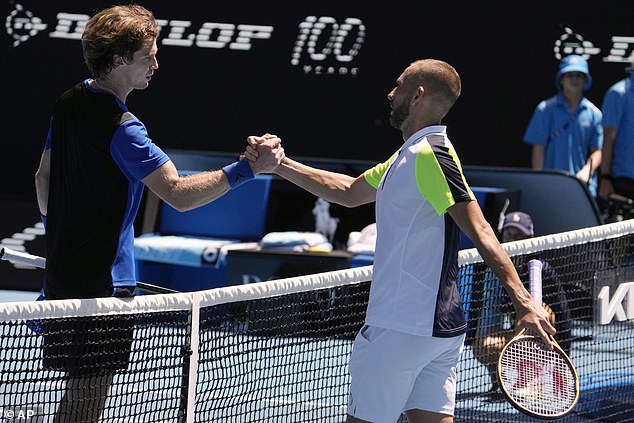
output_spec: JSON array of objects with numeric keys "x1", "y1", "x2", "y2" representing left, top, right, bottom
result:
[{"x1": 347, "y1": 325, "x2": 465, "y2": 421}]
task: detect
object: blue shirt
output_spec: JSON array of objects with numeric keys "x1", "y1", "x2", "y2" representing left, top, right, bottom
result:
[
  {"x1": 523, "y1": 92, "x2": 603, "y2": 196},
  {"x1": 43, "y1": 80, "x2": 169, "y2": 299},
  {"x1": 601, "y1": 74, "x2": 634, "y2": 180}
]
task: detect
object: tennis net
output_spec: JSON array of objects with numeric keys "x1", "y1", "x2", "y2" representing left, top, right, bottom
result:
[{"x1": 1, "y1": 220, "x2": 633, "y2": 422}]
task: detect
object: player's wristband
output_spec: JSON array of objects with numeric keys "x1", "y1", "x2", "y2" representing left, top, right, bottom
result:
[
  {"x1": 222, "y1": 160, "x2": 254, "y2": 189},
  {"x1": 40, "y1": 214, "x2": 46, "y2": 228}
]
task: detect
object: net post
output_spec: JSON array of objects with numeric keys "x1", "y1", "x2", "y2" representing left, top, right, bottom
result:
[
  {"x1": 178, "y1": 293, "x2": 200, "y2": 423},
  {"x1": 186, "y1": 294, "x2": 200, "y2": 423}
]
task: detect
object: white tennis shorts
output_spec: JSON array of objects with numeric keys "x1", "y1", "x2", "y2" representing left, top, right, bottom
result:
[{"x1": 347, "y1": 325, "x2": 465, "y2": 422}]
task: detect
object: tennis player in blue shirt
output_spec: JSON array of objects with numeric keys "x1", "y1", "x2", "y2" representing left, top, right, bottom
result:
[{"x1": 34, "y1": 5, "x2": 283, "y2": 421}]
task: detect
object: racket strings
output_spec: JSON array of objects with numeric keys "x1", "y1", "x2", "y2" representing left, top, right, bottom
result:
[{"x1": 499, "y1": 338, "x2": 577, "y2": 416}]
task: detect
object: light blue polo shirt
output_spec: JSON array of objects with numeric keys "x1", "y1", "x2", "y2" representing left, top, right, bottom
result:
[
  {"x1": 602, "y1": 74, "x2": 634, "y2": 180},
  {"x1": 523, "y1": 92, "x2": 603, "y2": 196}
]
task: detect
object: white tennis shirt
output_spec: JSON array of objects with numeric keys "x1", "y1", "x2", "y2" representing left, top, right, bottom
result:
[{"x1": 363, "y1": 125, "x2": 475, "y2": 337}]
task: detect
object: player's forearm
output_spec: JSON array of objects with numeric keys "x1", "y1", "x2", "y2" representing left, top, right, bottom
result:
[
  {"x1": 450, "y1": 201, "x2": 520, "y2": 293},
  {"x1": 474, "y1": 228, "x2": 534, "y2": 311},
  {"x1": 168, "y1": 170, "x2": 231, "y2": 211},
  {"x1": 274, "y1": 157, "x2": 359, "y2": 207},
  {"x1": 493, "y1": 257, "x2": 534, "y2": 311},
  {"x1": 143, "y1": 161, "x2": 231, "y2": 212}
]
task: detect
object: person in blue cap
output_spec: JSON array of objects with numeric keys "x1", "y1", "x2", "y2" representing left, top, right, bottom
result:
[
  {"x1": 523, "y1": 55, "x2": 603, "y2": 197},
  {"x1": 599, "y1": 52, "x2": 634, "y2": 203}
]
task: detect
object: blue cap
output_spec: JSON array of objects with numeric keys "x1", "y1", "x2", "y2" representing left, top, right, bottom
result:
[
  {"x1": 502, "y1": 212, "x2": 534, "y2": 236},
  {"x1": 556, "y1": 55, "x2": 592, "y2": 91}
]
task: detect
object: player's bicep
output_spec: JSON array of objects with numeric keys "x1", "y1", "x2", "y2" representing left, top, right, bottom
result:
[
  {"x1": 35, "y1": 148, "x2": 51, "y2": 181},
  {"x1": 111, "y1": 119, "x2": 169, "y2": 181},
  {"x1": 35, "y1": 149, "x2": 51, "y2": 216},
  {"x1": 447, "y1": 200, "x2": 490, "y2": 244},
  {"x1": 142, "y1": 160, "x2": 180, "y2": 202},
  {"x1": 348, "y1": 175, "x2": 377, "y2": 206}
]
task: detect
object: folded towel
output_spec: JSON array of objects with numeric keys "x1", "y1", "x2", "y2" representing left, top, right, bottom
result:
[
  {"x1": 260, "y1": 231, "x2": 332, "y2": 252},
  {"x1": 134, "y1": 234, "x2": 244, "y2": 267},
  {"x1": 347, "y1": 223, "x2": 377, "y2": 254}
]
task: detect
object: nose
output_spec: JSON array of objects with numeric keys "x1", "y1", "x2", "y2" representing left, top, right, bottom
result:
[
  {"x1": 152, "y1": 57, "x2": 159, "y2": 70},
  {"x1": 387, "y1": 88, "x2": 395, "y2": 101}
]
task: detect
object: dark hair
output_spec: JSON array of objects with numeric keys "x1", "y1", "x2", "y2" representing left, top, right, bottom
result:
[{"x1": 81, "y1": 5, "x2": 158, "y2": 79}]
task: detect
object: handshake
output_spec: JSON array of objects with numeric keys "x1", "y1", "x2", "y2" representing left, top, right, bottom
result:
[{"x1": 241, "y1": 133, "x2": 285, "y2": 175}]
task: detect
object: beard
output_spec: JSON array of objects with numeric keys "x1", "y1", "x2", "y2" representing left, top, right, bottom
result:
[{"x1": 388, "y1": 97, "x2": 411, "y2": 130}]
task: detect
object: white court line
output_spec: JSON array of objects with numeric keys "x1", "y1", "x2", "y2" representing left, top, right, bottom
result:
[{"x1": 195, "y1": 389, "x2": 347, "y2": 410}]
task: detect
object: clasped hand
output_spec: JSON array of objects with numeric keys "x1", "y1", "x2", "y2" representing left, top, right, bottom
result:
[{"x1": 242, "y1": 133, "x2": 285, "y2": 174}]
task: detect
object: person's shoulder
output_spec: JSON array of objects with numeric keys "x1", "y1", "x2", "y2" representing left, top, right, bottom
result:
[
  {"x1": 536, "y1": 94, "x2": 559, "y2": 111},
  {"x1": 581, "y1": 98, "x2": 602, "y2": 116},
  {"x1": 58, "y1": 81, "x2": 85, "y2": 101},
  {"x1": 118, "y1": 112, "x2": 136, "y2": 126},
  {"x1": 606, "y1": 77, "x2": 629, "y2": 96},
  {"x1": 54, "y1": 82, "x2": 88, "y2": 114}
]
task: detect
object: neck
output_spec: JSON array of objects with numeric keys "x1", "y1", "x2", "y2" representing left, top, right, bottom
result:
[
  {"x1": 402, "y1": 117, "x2": 442, "y2": 141},
  {"x1": 92, "y1": 78, "x2": 127, "y2": 103},
  {"x1": 562, "y1": 90, "x2": 582, "y2": 111}
]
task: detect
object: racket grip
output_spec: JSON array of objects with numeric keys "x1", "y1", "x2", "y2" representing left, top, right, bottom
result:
[
  {"x1": 0, "y1": 247, "x2": 46, "y2": 269},
  {"x1": 528, "y1": 259, "x2": 543, "y2": 305}
]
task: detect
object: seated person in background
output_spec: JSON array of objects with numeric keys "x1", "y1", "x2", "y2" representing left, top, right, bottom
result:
[{"x1": 472, "y1": 211, "x2": 572, "y2": 392}]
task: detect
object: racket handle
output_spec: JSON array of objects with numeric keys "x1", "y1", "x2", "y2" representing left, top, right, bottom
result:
[
  {"x1": 528, "y1": 259, "x2": 543, "y2": 305},
  {"x1": 0, "y1": 247, "x2": 46, "y2": 269}
]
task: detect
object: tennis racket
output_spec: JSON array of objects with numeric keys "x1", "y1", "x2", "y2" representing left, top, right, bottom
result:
[
  {"x1": 0, "y1": 247, "x2": 178, "y2": 295},
  {"x1": 497, "y1": 259, "x2": 579, "y2": 419}
]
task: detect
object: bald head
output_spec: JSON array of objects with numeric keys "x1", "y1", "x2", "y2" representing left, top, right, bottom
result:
[{"x1": 407, "y1": 59, "x2": 461, "y2": 118}]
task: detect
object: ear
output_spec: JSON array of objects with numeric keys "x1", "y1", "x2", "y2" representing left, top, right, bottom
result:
[
  {"x1": 112, "y1": 54, "x2": 125, "y2": 68},
  {"x1": 412, "y1": 85, "x2": 425, "y2": 103}
]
